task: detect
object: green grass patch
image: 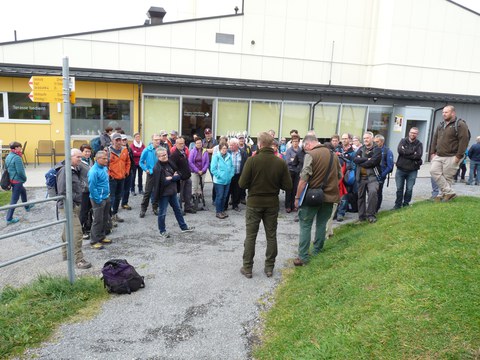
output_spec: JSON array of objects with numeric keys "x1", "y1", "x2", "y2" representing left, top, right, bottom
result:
[
  {"x1": 255, "y1": 197, "x2": 480, "y2": 359},
  {"x1": 0, "y1": 190, "x2": 11, "y2": 206},
  {"x1": 0, "y1": 275, "x2": 109, "y2": 359}
]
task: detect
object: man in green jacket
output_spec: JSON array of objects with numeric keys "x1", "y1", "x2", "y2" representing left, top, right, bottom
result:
[{"x1": 239, "y1": 132, "x2": 292, "y2": 279}]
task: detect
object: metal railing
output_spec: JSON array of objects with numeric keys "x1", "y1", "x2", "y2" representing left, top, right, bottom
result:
[{"x1": 0, "y1": 195, "x2": 76, "y2": 283}]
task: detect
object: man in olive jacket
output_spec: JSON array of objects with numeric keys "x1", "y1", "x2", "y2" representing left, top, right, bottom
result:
[
  {"x1": 294, "y1": 135, "x2": 341, "y2": 266},
  {"x1": 239, "y1": 132, "x2": 292, "y2": 279}
]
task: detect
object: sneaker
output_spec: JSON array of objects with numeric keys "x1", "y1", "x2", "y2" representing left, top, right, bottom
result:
[
  {"x1": 264, "y1": 269, "x2": 273, "y2": 277},
  {"x1": 336, "y1": 215, "x2": 344, "y2": 222},
  {"x1": 240, "y1": 267, "x2": 253, "y2": 279},
  {"x1": 442, "y1": 193, "x2": 457, "y2": 202},
  {"x1": 76, "y1": 259, "x2": 92, "y2": 269},
  {"x1": 113, "y1": 214, "x2": 124, "y2": 223},
  {"x1": 368, "y1": 216, "x2": 377, "y2": 223},
  {"x1": 122, "y1": 204, "x2": 132, "y2": 210},
  {"x1": 6, "y1": 218, "x2": 19, "y2": 225},
  {"x1": 293, "y1": 257, "x2": 305, "y2": 266},
  {"x1": 159, "y1": 231, "x2": 171, "y2": 238},
  {"x1": 153, "y1": 208, "x2": 159, "y2": 216},
  {"x1": 25, "y1": 204, "x2": 35, "y2": 212},
  {"x1": 139, "y1": 211, "x2": 146, "y2": 218},
  {"x1": 216, "y1": 212, "x2": 226, "y2": 219},
  {"x1": 434, "y1": 195, "x2": 444, "y2": 202},
  {"x1": 181, "y1": 226, "x2": 195, "y2": 233},
  {"x1": 233, "y1": 206, "x2": 241, "y2": 212},
  {"x1": 100, "y1": 238, "x2": 112, "y2": 244},
  {"x1": 222, "y1": 212, "x2": 229, "y2": 218},
  {"x1": 90, "y1": 243, "x2": 104, "y2": 250},
  {"x1": 82, "y1": 233, "x2": 90, "y2": 240}
]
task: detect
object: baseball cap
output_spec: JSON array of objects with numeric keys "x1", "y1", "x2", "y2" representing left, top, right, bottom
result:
[
  {"x1": 112, "y1": 133, "x2": 122, "y2": 141},
  {"x1": 204, "y1": 128, "x2": 212, "y2": 134},
  {"x1": 121, "y1": 134, "x2": 128, "y2": 140},
  {"x1": 237, "y1": 133, "x2": 245, "y2": 139},
  {"x1": 160, "y1": 130, "x2": 168, "y2": 136},
  {"x1": 170, "y1": 130, "x2": 178, "y2": 135}
]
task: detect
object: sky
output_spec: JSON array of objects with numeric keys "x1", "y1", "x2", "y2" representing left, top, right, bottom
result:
[{"x1": 0, "y1": 0, "x2": 240, "y2": 43}]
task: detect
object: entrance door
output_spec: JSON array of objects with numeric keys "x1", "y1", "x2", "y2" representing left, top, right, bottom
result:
[{"x1": 181, "y1": 98, "x2": 213, "y2": 142}]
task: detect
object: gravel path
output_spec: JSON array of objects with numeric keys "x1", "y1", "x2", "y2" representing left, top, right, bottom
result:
[{"x1": 1, "y1": 177, "x2": 478, "y2": 359}]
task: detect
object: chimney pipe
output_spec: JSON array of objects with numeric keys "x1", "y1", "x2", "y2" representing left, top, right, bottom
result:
[{"x1": 147, "y1": 7, "x2": 166, "y2": 25}]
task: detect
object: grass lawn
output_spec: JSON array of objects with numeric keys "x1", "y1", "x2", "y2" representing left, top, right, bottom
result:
[
  {"x1": 0, "y1": 276, "x2": 109, "y2": 359},
  {"x1": 255, "y1": 197, "x2": 480, "y2": 359},
  {"x1": 0, "y1": 190, "x2": 11, "y2": 206}
]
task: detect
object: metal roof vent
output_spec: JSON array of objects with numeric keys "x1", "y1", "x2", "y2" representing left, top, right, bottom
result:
[{"x1": 147, "y1": 7, "x2": 166, "y2": 25}]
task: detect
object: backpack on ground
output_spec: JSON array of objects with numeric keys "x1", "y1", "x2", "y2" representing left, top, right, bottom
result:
[
  {"x1": 101, "y1": 259, "x2": 145, "y2": 294},
  {"x1": 90, "y1": 136, "x2": 102, "y2": 156},
  {"x1": 1, "y1": 168, "x2": 11, "y2": 191}
]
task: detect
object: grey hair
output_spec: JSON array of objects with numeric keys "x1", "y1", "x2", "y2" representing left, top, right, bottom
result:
[
  {"x1": 364, "y1": 131, "x2": 374, "y2": 138},
  {"x1": 229, "y1": 138, "x2": 239, "y2": 145},
  {"x1": 155, "y1": 147, "x2": 168, "y2": 156},
  {"x1": 71, "y1": 148, "x2": 82, "y2": 156},
  {"x1": 95, "y1": 150, "x2": 107, "y2": 159},
  {"x1": 374, "y1": 134, "x2": 385, "y2": 142}
]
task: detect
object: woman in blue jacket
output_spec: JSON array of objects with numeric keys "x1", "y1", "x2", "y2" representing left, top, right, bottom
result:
[
  {"x1": 210, "y1": 142, "x2": 234, "y2": 219},
  {"x1": 5, "y1": 141, "x2": 33, "y2": 224}
]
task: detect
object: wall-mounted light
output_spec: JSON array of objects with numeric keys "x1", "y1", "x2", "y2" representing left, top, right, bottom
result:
[{"x1": 251, "y1": 40, "x2": 255, "y2": 45}]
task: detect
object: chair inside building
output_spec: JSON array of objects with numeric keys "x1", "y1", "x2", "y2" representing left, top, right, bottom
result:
[
  {"x1": 53, "y1": 140, "x2": 65, "y2": 164},
  {"x1": 34, "y1": 140, "x2": 54, "y2": 167}
]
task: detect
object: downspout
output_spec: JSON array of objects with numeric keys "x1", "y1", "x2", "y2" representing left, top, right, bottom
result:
[
  {"x1": 310, "y1": 97, "x2": 322, "y2": 131},
  {"x1": 427, "y1": 105, "x2": 445, "y2": 162},
  {"x1": 138, "y1": 82, "x2": 143, "y2": 135}
]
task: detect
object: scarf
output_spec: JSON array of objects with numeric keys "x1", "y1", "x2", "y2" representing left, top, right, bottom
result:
[
  {"x1": 133, "y1": 139, "x2": 143, "y2": 148},
  {"x1": 12, "y1": 149, "x2": 23, "y2": 157}
]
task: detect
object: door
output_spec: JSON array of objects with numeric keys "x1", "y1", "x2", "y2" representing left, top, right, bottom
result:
[{"x1": 181, "y1": 98, "x2": 214, "y2": 142}]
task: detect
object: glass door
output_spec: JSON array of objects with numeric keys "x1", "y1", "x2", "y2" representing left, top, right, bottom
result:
[{"x1": 181, "y1": 98, "x2": 213, "y2": 142}]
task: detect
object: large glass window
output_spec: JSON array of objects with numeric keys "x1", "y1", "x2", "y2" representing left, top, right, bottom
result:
[
  {"x1": 339, "y1": 105, "x2": 367, "y2": 139},
  {"x1": 367, "y1": 106, "x2": 391, "y2": 141},
  {"x1": 250, "y1": 101, "x2": 281, "y2": 138},
  {"x1": 0, "y1": 93, "x2": 4, "y2": 118},
  {"x1": 7, "y1": 93, "x2": 49, "y2": 120},
  {"x1": 217, "y1": 99, "x2": 248, "y2": 137},
  {"x1": 312, "y1": 104, "x2": 339, "y2": 139},
  {"x1": 281, "y1": 103, "x2": 310, "y2": 138},
  {"x1": 144, "y1": 96, "x2": 179, "y2": 142},
  {"x1": 71, "y1": 98, "x2": 132, "y2": 136},
  {"x1": 182, "y1": 98, "x2": 213, "y2": 141}
]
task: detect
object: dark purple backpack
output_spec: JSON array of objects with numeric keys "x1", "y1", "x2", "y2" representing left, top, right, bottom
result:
[{"x1": 101, "y1": 259, "x2": 145, "y2": 294}]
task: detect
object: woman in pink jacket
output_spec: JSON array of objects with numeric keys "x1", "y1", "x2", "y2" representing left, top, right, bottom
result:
[
  {"x1": 188, "y1": 137, "x2": 210, "y2": 198},
  {"x1": 130, "y1": 132, "x2": 146, "y2": 195}
]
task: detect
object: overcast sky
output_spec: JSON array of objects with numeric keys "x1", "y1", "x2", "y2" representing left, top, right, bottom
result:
[
  {"x1": 0, "y1": 0, "x2": 479, "y2": 44},
  {"x1": 0, "y1": 0, "x2": 240, "y2": 43}
]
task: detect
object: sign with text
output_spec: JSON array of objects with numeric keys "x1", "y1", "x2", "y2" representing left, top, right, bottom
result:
[{"x1": 28, "y1": 76, "x2": 76, "y2": 103}]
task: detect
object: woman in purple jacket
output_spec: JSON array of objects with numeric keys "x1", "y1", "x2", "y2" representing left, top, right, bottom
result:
[
  {"x1": 188, "y1": 137, "x2": 210, "y2": 198},
  {"x1": 130, "y1": 132, "x2": 146, "y2": 195}
]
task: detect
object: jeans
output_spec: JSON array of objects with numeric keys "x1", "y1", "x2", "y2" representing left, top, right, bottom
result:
[
  {"x1": 109, "y1": 178, "x2": 125, "y2": 215},
  {"x1": 431, "y1": 177, "x2": 439, "y2": 198},
  {"x1": 395, "y1": 169, "x2": 418, "y2": 208},
  {"x1": 376, "y1": 181, "x2": 385, "y2": 212},
  {"x1": 298, "y1": 202, "x2": 333, "y2": 263},
  {"x1": 130, "y1": 164, "x2": 144, "y2": 192},
  {"x1": 157, "y1": 194, "x2": 188, "y2": 233},
  {"x1": 6, "y1": 182, "x2": 27, "y2": 221},
  {"x1": 468, "y1": 160, "x2": 480, "y2": 184},
  {"x1": 121, "y1": 173, "x2": 132, "y2": 206},
  {"x1": 243, "y1": 205, "x2": 279, "y2": 272},
  {"x1": 214, "y1": 183, "x2": 230, "y2": 213}
]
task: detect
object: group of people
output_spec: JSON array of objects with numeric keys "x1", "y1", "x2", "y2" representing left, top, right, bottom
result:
[{"x1": 3, "y1": 105, "x2": 475, "y2": 274}]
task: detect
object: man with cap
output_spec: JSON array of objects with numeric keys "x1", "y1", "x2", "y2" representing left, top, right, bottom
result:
[
  {"x1": 168, "y1": 130, "x2": 178, "y2": 148},
  {"x1": 159, "y1": 130, "x2": 171, "y2": 153},
  {"x1": 108, "y1": 132, "x2": 131, "y2": 224}
]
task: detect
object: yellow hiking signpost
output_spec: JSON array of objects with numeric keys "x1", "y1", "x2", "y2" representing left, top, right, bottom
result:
[{"x1": 28, "y1": 76, "x2": 76, "y2": 103}]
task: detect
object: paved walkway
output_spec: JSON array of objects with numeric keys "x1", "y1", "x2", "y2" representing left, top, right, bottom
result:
[{"x1": 1, "y1": 164, "x2": 479, "y2": 359}]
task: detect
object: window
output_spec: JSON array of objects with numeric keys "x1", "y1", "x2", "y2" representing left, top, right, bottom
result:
[
  {"x1": 339, "y1": 105, "x2": 367, "y2": 139},
  {"x1": 250, "y1": 101, "x2": 281, "y2": 138},
  {"x1": 71, "y1": 98, "x2": 132, "y2": 136},
  {"x1": 281, "y1": 103, "x2": 310, "y2": 138},
  {"x1": 313, "y1": 104, "x2": 339, "y2": 138},
  {"x1": 7, "y1": 93, "x2": 49, "y2": 121},
  {"x1": 367, "y1": 106, "x2": 392, "y2": 141},
  {"x1": 217, "y1": 99, "x2": 248, "y2": 136},
  {"x1": 144, "y1": 96, "x2": 179, "y2": 142}
]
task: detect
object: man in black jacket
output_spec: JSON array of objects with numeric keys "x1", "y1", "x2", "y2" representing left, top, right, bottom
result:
[
  {"x1": 395, "y1": 127, "x2": 423, "y2": 209},
  {"x1": 169, "y1": 137, "x2": 195, "y2": 214}
]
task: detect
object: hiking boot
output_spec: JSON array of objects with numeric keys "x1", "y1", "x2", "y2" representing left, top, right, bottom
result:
[
  {"x1": 240, "y1": 267, "x2": 252, "y2": 279},
  {"x1": 159, "y1": 231, "x2": 171, "y2": 239},
  {"x1": 434, "y1": 195, "x2": 444, "y2": 202},
  {"x1": 336, "y1": 215, "x2": 344, "y2": 222},
  {"x1": 233, "y1": 206, "x2": 241, "y2": 212},
  {"x1": 139, "y1": 211, "x2": 146, "y2": 218},
  {"x1": 82, "y1": 233, "x2": 90, "y2": 240},
  {"x1": 368, "y1": 216, "x2": 377, "y2": 223},
  {"x1": 181, "y1": 226, "x2": 195, "y2": 233},
  {"x1": 113, "y1": 214, "x2": 124, "y2": 223},
  {"x1": 6, "y1": 218, "x2": 20, "y2": 225},
  {"x1": 222, "y1": 212, "x2": 229, "y2": 218},
  {"x1": 100, "y1": 238, "x2": 112, "y2": 244},
  {"x1": 293, "y1": 257, "x2": 305, "y2": 266},
  {"x1": 76, "y1": 259, "x2": 92, "y2": 269},
  {"x1": 264, "y1": 269, "x2": 273, "y2": 277},
  {"x1": 25, "y1": 204, "x2": 35, "y2": 212},
  {"x1": 122, "y1": 204, "x2": 132, "y2": 210},
  {"x1": 90, "y1": 243, "x2": 104, "y2": 250},
  {"x1": 442, "y1": 193, "x2": 457, "y2": 202},
  {"x1": 216, "y1": 212, "x2": 226, "y2": 219}
]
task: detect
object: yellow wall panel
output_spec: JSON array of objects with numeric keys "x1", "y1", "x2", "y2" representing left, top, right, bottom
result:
[
  {"x1": 0, "y1": 77, "x2": 13, "y2": 91},
  {"x1": 107, "y1": 83, "x2": 134, "y2": 99},
  {"x1": 76, "y1": 81, "x2": 96, "y2": 97},
  {"x1": 95, "y1": 83, "x2": 108, "y2": 98},
  {"x1": 12, "y1": 77, "x2": 30, "y2": 92}
]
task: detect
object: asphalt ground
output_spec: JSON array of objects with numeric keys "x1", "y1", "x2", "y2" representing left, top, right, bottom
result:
[{"x1": 1, "y1": 172, "x2": 479, "y2": 359}]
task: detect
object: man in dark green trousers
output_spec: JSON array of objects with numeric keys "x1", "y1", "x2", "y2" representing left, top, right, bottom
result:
[{"x1": 239, "y1": 132, "x2": 292, "y2": 279}]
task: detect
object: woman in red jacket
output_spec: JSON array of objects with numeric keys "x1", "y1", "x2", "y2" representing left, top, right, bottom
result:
[{"x1": 130, "y1": 132, "x2": 146, "y2": 195}]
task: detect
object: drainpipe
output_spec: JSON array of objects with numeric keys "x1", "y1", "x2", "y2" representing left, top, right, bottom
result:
[
  {"x1": 310, "y1": 97, "x2": 322, "y2": 131},
  {"x1": 138, "y1": 82, "x2": 143, "y2": 135},
  {"x1": 427, "y1": 105, "x2": 446, "y2": 161}
]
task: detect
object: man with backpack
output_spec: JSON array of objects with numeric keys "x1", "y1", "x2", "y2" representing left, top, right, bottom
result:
[
  {"x1": 57, "y1": 149, "x2": 92, "y2": 269},
  {"x1": 373, "y1": 134, "x2": 394, "y2": 211},
  {"x1": 430, "y1": 105, "x2": 470, "y2": 202},
  {"x1": 394, "y1": 127, "x2": 423, "y2": 209}
]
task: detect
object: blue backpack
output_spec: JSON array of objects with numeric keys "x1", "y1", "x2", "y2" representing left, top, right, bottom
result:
[
  {"x1": 90, "y1": 136, "x2": 102, "y2": 155},
  {"x1": 45, "y1": 168, "x2": 58, "y2": 195}
]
